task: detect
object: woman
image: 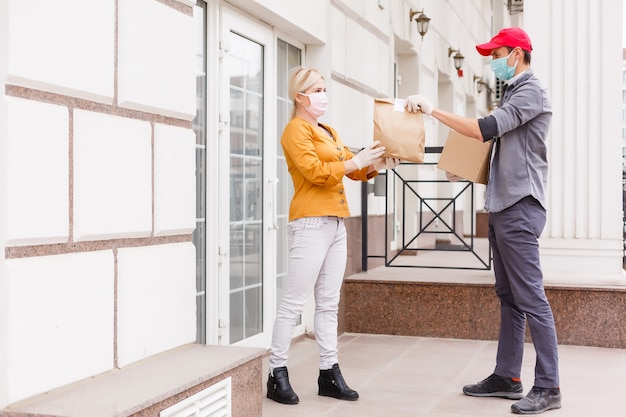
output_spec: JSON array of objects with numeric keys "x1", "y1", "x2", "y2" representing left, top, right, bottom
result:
[{"x1": 266, "y1": 67, "x2": 399, "y2": 405}]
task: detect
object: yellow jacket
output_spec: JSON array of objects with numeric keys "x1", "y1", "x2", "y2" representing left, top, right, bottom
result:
[{"x1": 281, "y1": 117, "x2": 377, "y2": 221}]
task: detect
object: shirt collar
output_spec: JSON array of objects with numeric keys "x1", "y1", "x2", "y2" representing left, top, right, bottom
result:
[
  {"x1": 506, "y1": 70, "x2": 527, "y2": 85},
  {"x1": 506, "y1": 68, "x2": 534, "y2": 87}
]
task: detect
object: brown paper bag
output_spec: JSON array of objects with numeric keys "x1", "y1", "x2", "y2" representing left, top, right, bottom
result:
[
  {"x1": 437, "y1": 130, "x2": 493, "y2": 184},
  {"x1": 373, "y1": 98, "x2": 425, "y2": 163}
]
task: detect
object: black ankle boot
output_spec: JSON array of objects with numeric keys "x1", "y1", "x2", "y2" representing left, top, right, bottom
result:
[
  {"x1": 267, "y1": 366, "x2": 299, "y2": 404},
  {"x1": 318, "y1": 363, "x2": 359, "y2": 401}
]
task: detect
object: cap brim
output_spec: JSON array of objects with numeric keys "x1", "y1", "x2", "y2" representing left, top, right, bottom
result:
[{"x1": 475, "y1": 41, "x2": 502, "y2": 56}]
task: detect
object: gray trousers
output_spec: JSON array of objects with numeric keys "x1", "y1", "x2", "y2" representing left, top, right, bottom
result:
[{"x1": 489, "y1": 196, "x2": 560, "y2": 389}]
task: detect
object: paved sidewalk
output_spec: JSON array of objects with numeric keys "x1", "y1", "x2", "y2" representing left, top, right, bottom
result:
[{"x1": 262, "y1": 333, "x2": 625, "y2": 417}]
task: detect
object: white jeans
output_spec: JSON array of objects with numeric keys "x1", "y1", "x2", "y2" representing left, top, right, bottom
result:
[{"x1": 269, "y1": 216, "x2": 347, "y2": 371}]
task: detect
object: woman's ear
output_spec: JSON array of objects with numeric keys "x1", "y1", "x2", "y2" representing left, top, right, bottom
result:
[{"x1": 296, "y1": 93, "x2": 310, "y2": 107}]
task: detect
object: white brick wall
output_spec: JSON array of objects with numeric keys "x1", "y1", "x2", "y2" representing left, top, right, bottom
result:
[
  {"x1": 116, "y1": 243, "x2": 196, "y2": 367},
  {"x1": 118, "y1": 0, "x2": 196, "y2": 120},
  {"x1": 6, "y1": 97, "x2": 70, "y2": 246},
  {"x1": 6, "y1": 0, "x2": 115, "y2": 103},
  {"x1": 73, "y1": 110, "x2": 152, "y2": 241},
  {"x1": 154, "y1": 124, "x2": 196, "y2": 236},
  {"x1": 6, "y1": 251, "x2": 114, "y2": 402}
]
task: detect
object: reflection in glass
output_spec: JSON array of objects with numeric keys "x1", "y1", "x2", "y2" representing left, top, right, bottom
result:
[
  {"x1": 245, "y1": 94, "x2": 263, "y2": 156},
  {"x1": 230, "y1": 155, "x2": 244, "y2": 222},
  {"x1": 230, "y1": 224, "x2": 244, "y2": 290},
  {"x1": 245, "y1": 160, "x2": 262, "y2": 220},
  {"x1": 230, "y1": 291, "x2": 244, "y2": 343},
  {"x1": 245, "y1": 224, "x2": 262, "y2": 286},
  {"x1": 245, "y1": 286, "x2": 262, "y2": 337}
]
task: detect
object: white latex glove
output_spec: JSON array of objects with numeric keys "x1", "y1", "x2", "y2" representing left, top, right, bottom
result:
[
  {"x1": 405, "y1": 95, "x2": 434, "y2": 115},
  {"x1": 374, "y1": 157, "x2": 401, "y2": 171},
  {"x1": 445, "y1": 171, "x2": 463, "y2": 182},
  {"x1": 352, "y1": 141, "x2": 385, "y2": 169}
]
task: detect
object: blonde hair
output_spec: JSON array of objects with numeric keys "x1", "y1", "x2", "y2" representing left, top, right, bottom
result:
[{"x1": 288, "y1": 67, "x2": 324, "y2": 119}]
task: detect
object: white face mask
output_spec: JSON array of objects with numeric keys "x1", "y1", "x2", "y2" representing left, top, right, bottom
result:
[{"x1": 299, "y1": 91, "x2": 328, "y2": 119}]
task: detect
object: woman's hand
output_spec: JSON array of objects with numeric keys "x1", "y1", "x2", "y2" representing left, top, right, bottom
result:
[
  {"x1": 374, "y1": 157, "x2": 401, "y2": 171},
  {"x1": 352, "y1": 141, "x2": 385, "y2": 169}
]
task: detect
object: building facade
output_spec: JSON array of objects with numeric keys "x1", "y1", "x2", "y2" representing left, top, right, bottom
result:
[{"x1": 0, "y1": 0, "x2": 623, "y2": 413}]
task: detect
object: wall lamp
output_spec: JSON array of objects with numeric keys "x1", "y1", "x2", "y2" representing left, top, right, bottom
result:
[
  {"x1": 473, "y1": 76, "x2": 497, "y2": 110},
  {"x1": 448, "y1": 47, "x2": 465, "y2": 71},
  {"x1": 474, "y1": 76, "x2": 489, "y2": 93},
  {"x1": 409, "y1": 8, "x2": 430, "y2": 40}
]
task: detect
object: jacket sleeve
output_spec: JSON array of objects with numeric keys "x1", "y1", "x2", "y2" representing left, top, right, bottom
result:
[
  {"x1": 344, "y1": 145, "x2": 378, "y2": 181},
  {"x1": 492, "y1": 82, "x2": 544, "y2": 137}
]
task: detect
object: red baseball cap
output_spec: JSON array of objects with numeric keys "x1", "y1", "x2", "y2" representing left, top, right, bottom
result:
[{"x1": 475, "y1": 27, "x2": 533, "y2": 56}]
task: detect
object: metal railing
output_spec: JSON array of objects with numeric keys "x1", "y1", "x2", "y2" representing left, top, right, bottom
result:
[{"x1": 362, "y1": 147, "x2": 492, "y2": 271}]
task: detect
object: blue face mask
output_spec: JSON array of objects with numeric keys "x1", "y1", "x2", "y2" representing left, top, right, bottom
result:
[{"x1": 490, "y1": 51, "x2": 518, "y2": 81}]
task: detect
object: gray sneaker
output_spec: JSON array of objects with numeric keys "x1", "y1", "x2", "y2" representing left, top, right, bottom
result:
[
  {"x1": 462, "y1": 373, "x2": 523, "y2": 400},
  {"x1": 511, "y1": 386, "x2": 562, "y2": 414}
]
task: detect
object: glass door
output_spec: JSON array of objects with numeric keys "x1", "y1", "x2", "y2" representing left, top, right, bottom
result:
[
  {"x1": 193, "y1": 5, "x2": 304, "y2": 347},
  {"x1": 219, "y1": 7, "x2": 276, "y2": 346}
]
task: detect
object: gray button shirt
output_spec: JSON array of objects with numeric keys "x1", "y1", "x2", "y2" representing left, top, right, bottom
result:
[{"x1": 478, "y1": 69, "x2": 552, "y2": 213}]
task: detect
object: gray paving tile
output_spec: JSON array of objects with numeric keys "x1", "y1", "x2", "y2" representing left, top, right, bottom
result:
[{"x1": 263, "y1": 334, "x2": 625, "y2": 417}]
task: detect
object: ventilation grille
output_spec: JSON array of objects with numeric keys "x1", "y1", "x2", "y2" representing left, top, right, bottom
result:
[
  {"x1": 160, "y1": 377, "x2": 231, "y2": 417},
  {"x1": 494, "y1": 79, "x2": 506, "y2": 101}
]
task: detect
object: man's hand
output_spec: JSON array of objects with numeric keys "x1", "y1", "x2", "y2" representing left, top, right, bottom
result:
[
  {"x1": 405, "y1": 95, "x2": 434, "y2": 115},
  {"x1": 374, "y1": 157, "x2": 402, "y2": 171},
  {"x1": 445, "y1": 171, "x2": 463, "y2": 182}
]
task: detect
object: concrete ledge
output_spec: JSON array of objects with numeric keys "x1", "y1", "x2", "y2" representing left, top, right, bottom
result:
[
  {"x1": 1, "y1": 344, "x2": 266, "y2": 417},
  {"x1": 345, "y1": 270, "x2": 626, "y2": 349}
]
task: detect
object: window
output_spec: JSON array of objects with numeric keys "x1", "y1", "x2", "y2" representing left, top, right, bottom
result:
[
  {"x1": 275, "y1": 39, "x2": 301, "y2": 311},
  {"x1": 192, "y1": 1, "x2": 207, "y2": 344}
]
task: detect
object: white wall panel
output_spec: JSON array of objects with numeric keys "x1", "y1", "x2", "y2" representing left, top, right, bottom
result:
[
  {"x1": 154, "y1": 124, "x2": 196, "y2": 235},
  {"x1": 345, "y1": 20, "x2": 389, "y2": 94},
  {"x1": 116, "y1": 243, "x2": 196, "y2": 367},
  {"x1": 332, "y1": 82, "x2": 372, "y2": 218},
  {"x1": 73, "y1": 110, "x2": 152, "y2": 240},
  {"x1": 118, "y1": 0, "x2": 195, "y2": 120},
  {"x1": 330, "y1": 82, "x2": 370, "y2": 150},
  {"x1": 330, "y1": 7, "x2": 347, "y2": 75},
  {"x1": 226, "y1": 0, "x2": 328, "y2": 44},
  {"x1": 523, "y1": 0, "x2": 623, "y2": 278},
  {"x1": 6, "y1": 251, "x2": 114, "y2": 403},
  {"x1": 6, "y1": 97, "x2": 69, "y2": 245},
  {"x1": 6, "y1": 0, "x2": 114, "y2": 103}
]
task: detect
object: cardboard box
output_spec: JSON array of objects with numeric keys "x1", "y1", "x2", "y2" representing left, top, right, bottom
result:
[{"x1": 437, "y1": 130, "x2": 493, "y2": 184}]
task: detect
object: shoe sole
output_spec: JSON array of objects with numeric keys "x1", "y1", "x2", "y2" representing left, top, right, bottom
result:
[
  {"x1": 511, "y1": 401, "x2": 562, "y2": 414},
  {"x1": 463, "y1": 390, "x2": 524, "y2": 400},
  {"x1": 266, "y1": 393, "x2": 299, "y2": 405},
  {"x1": 318, "y1": 391, "x2": 359, "y2": 401}
]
